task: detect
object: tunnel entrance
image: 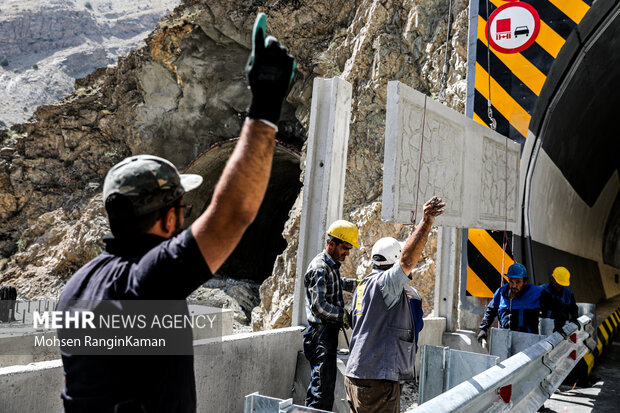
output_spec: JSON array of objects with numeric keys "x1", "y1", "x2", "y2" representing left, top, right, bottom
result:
[
  {"x1": 518, "y1": 1, "x2": 620, "y2": 300},
  {"x1": 183, "y1": 140, "x2": 301, "y2": 282}
]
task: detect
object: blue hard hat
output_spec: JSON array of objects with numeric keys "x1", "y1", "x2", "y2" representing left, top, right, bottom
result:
[{"x1": 506, "y1": 263, "x2": 527, "y2": 279}]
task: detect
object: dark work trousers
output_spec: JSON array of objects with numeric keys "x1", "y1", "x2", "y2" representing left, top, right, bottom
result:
[
  {"x1": 303, "y1": 322, "x2": 340, "y2": 410},
  {"x1": 344, "y1": 376, "x2": 401, "y2": 413}
]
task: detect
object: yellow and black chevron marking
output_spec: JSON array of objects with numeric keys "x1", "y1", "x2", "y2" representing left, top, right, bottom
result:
[
  {"x1": 582, "y1": 308, "x2": 620, "y2": 375},
  {"x1": 466, "y1": 229, "x2": 514, "y2": 297},
  {"x1": 466, "y1": 0, "x2": 592, "y2": 297}
]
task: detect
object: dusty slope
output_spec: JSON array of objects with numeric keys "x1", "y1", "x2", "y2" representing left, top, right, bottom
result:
[{"x1": 0, "y1": 0, "x2": 179, "y2": 127}]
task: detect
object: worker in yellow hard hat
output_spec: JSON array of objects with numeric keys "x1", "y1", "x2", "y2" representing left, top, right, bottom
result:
[
  {"x1": 541, "y1": 266, "x2": 579, "y2": 323},
  {"x1": 302, "y1": 219, "x2": 360, "y2": 410}
]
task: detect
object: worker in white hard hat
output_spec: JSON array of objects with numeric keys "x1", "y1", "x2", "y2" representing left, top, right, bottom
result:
[
  {"x1": 344, "y1": 196, "x2": 445, "y2": 413},
  {"x1": 541, "y1": 266, "x2": 579, "y2": 323},
  {"x1": 303, "y1": 219, "x2": 361, "y2": 410}
]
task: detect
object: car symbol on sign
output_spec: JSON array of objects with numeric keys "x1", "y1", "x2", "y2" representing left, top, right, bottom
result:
[{"x1": 514, "y1": 26, "x2": 529, "y2": 38}]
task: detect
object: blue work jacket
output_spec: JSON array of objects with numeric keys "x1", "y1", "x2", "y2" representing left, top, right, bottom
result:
[{"x1": 479, "y1": 283, "x2": 563, "y2": 334}]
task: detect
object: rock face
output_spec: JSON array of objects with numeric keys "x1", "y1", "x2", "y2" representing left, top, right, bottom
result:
[
  {"x1": 0, "y1": 194, "x2": 109, "y2": 298},
  {"x1": 0, "y1": 0, "x2": 179, "y2": 127},
  {"x1": 188, "y1": 278, "x2": 261, "y2": 328},
  {"x1": 0, "y1": 0, "x2": 469, "y2": 328},
  {"x1": 253, "y1": 0, "x2": 469, "y2": 330}
]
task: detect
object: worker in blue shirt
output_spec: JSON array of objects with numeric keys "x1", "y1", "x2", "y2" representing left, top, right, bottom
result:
[
  {"x1": 541, "y1": 266, "x2": 579, "y2": 323},
  {"x1": 56, "y1": 14, "x2": 295, "y2": 413},
  {"x1": 477, "y1": 263, "x2": 565, "y2": 344}
]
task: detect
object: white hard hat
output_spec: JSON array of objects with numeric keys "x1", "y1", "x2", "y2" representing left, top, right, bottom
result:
[{"x1": 371, "y1": 237, "x2": 403, "y2": 267}]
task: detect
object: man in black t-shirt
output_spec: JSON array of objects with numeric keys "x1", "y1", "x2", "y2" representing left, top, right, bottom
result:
[{"x1": 57, "y1": 13, "x2": 295, "y2": 413}]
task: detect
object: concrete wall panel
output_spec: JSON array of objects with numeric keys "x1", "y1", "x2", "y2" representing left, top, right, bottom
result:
[
  {"x1": 383, "y1": 82, "x2": 520, "y2": 230},
  {"x1": 194, "y1": 327, "x2": 304, "y2": 411}
]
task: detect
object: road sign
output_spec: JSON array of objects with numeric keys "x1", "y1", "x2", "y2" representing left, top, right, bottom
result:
[{"x1": 486, "y1": 2, "x2": 540, "y2": 54}]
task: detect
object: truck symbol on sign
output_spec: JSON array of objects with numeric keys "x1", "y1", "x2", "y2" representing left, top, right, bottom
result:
[
  {"x1": 496, "y1": 18, "x2": 511, "y2": 40},
  {"x1": 514, "y1": 26, "x2": 530, "y2": 38}
]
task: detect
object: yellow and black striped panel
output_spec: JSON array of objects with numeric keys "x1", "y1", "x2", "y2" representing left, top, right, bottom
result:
[
  {"x1": 467, "y1": 229, "x2": 514, "y2": 297},
  {"x1": 583, "y1": 307, "x2": 620, "y2": 375},
  {"x1": 467, "y1": 0, "x2": 592, "y2": 297}
]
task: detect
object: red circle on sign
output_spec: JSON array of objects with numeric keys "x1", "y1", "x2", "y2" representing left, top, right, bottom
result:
[{"x1": 486, "y1": 2, "x2": 540, "y2": 54}]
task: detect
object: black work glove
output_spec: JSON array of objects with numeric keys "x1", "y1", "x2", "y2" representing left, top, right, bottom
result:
[
  {"x1": 245, "y1": 13, "x2": 296, "y2": 125},
  {"x1": 476, "y1": 329, "x2": 488, "y2": 344}
]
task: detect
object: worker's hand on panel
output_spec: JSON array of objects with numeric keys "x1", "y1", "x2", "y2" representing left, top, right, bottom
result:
[
  {"x1": 422, "y1": 196, "x2": 445, "y2": 223},
  {"x1": 476, "y1": 328, "x2": 488, "y2": 344},
  {"x1": 245, "y1": 12, "x2": 296, "y2": 125}
]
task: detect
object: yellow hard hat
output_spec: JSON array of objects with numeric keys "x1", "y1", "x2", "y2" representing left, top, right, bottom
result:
[
  {"x1": 327, "y1": 220, "x2": 360, "y2": 248},
  {"x1": 552, "y1": 266, "x2": 570, "y2": 286}
]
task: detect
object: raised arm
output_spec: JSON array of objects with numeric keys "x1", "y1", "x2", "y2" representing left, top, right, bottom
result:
[
  {"x1": 400, "y1": 196, "x2": 445, "y2": 275},
  {"x1": 191, "y1": 14, "x2": 295, "y2": 273}
]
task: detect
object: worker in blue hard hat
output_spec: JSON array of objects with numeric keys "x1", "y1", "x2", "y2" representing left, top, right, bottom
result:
[
  {"x1": 541, "y1": 266, "x2": 579, "y2": 323},
  {"x1": 477, "y1": 263, "x2": 565, "y2": 345}
]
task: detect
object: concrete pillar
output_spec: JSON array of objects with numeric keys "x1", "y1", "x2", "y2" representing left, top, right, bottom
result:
[
  {"x1": 291, "y1": 77, "x2": 353, "y2": 326},
  {"x1": 434, "y1": 227, "x2": 461, "y2": 331}
]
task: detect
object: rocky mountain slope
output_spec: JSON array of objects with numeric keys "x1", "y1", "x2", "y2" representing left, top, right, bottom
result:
[
  {"x1": 0, "y1": 0, "x2": 469, "y2": 329},
  {"x1": 0, "y1": 0, "x2": 179, "y2": 127}
]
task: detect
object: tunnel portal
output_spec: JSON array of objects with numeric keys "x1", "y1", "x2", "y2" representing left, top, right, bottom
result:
[
  {"x1": 183, "y1": 139, "x2": 301, "y2": 282},
  {"x1": 519, "y1": 1, "x2": 620, "y2": 301}
]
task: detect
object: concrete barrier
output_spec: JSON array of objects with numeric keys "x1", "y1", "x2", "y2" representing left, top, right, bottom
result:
[
  {"x1": 0, "y1": 326, "x2": 304, "y2": 413},
  {"x1": 0, "y1": 306, "x2": 233, "y2": 368},
  {"x1": 0, "y1": 360, "x2": 64, "y2": 412},
  {"x1": 194, "y1": 326, "x2": 304, "y2": 412}
]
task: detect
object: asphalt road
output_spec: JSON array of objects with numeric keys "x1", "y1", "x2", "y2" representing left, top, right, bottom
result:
[{"x1": 541, "y1": 311, "x2": 620, "y2": 412}]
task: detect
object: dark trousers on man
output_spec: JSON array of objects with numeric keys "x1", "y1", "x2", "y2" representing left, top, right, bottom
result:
[
  {"x1": 344, "y1": 376, "x2": 401, "y2": 413},
  {"x1": 303, "y1": 322, "x2": 340, "y2": 410}
]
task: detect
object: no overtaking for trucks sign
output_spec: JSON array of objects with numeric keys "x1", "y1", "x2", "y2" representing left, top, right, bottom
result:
[{"x1": 486, "y1": 1, "x2": 541, "y2": 54}]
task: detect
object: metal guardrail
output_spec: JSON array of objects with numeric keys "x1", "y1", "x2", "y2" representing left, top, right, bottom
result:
[
  {"x1": 0, "y1": 299, "x2": 57, "y2": 325},
  {"x1": 244, "y1": 392, "x2": 330, "y2": 413},
  {"x1": 409, "y1": 313, "x2": 594, "y2": 412}
]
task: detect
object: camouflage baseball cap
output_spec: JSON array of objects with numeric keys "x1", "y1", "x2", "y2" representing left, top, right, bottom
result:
[{"x1": 103, "y1": 155, "x2": 203, "y2": 216}]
